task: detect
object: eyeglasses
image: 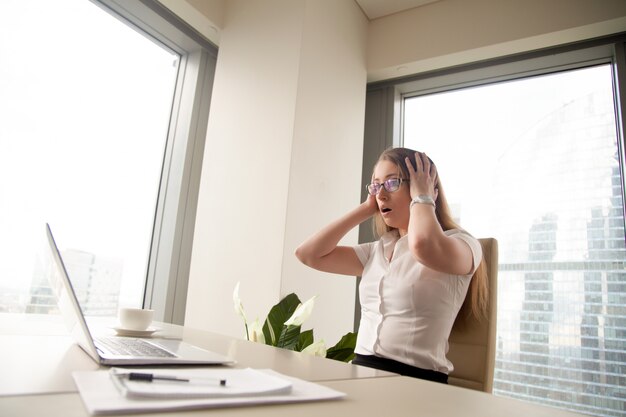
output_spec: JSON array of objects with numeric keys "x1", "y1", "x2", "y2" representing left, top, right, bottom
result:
[{"x1": 366, "y1": 178, "x2": 409, "y2": 196}]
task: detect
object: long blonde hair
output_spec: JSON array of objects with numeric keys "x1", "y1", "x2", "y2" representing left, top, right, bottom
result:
[{"x1": 372, "y1": 147, "x2": 489, "y2": 321}]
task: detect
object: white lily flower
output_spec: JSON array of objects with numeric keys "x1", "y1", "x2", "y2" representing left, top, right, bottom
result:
[
  {"x1": 247, "y1": 318, "x2": 265, "y2": 344},
  {"x1": 284, "y1": 295, "x2": 317, "y2": 327},
  {"x1": 302, "y1": 340, "x2": 327, "y2": 357},
  {"x1": 232, "y1": 282, "x2": 247, "y2": 322}
]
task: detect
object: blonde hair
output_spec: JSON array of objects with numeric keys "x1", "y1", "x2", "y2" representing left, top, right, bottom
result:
[{"x1": 371, "y1": 147, "x2": 489, "y2": 321}]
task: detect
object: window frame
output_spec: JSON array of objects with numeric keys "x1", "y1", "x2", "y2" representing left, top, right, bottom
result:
[
  {"x1": 363, "y1": 34, "x2": 626, "y2": 240},
  {"x1": 94, "y1": 0, "x2": 218, "y2": 324},
  {"x1": 361, "y1": 33, "x2": 626, "y2": 413}
]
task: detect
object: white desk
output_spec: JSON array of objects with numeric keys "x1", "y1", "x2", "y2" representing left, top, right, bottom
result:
[
  {"x1": 1, "y1": 374, "x2": 589, "y2": 417},
  {"x1": 0, "y1": 314, "x2": 588, "y2": 417},
  {"x1": 0, "y1": 313, "x2": 392, "y2": 395}
]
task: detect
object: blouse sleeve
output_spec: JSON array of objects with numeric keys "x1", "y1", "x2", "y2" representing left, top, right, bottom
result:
[
  {"x1": 448, "y1": 230, "x2": 483, "y2": 275},
  {"x1": 353, "y1": 241, "x2": 376, "y2": 267}
]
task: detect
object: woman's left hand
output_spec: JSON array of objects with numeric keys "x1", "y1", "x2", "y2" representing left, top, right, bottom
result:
[{"x1": 405, "y1": 151, "x2": 438, "y2": 199}]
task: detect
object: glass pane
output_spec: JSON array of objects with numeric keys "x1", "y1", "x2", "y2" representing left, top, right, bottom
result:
[
  {"x1": 404, "y1": 65, "x2": 625, "y2": 417},
  {"x1": 0, "y1": 0, "x2": 179, "y2": 315}
]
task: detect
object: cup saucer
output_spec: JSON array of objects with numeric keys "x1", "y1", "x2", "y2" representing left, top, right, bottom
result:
[{"x1": 112, "y1": 326, "x2": 159, "y2": 337}]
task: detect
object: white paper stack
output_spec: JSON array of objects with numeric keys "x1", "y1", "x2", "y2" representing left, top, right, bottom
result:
[{"x1": 72, "y1": 367, "x2": 345, "y2": 415}]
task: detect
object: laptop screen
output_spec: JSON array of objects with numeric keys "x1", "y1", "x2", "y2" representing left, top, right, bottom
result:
[{"x1": 45, "y1": 223, "x2": 101, "y2": 362}]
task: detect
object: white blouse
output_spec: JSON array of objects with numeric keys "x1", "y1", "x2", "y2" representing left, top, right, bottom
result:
[{"x1": 353, "y1": 228, "x2": 482, "y2": 374}]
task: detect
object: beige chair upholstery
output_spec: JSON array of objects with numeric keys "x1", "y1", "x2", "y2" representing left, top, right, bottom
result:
[{"x1": 447, "y1": 238, "x2": 498, "y2": 393}]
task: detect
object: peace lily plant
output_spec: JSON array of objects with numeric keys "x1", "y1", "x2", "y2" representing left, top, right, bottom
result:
[{"x1": 233, "y1": 282, "x2": 356, "y2": 362}]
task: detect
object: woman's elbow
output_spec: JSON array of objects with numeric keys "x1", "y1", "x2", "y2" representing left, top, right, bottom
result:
[{"x1": 294, "y1": 245, "x2": 312, "y2": 266}]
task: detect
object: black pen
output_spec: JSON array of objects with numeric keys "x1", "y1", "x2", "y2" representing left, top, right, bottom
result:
[{"x1": 126, "y1": 372, "x2": 227, "y2": 386}]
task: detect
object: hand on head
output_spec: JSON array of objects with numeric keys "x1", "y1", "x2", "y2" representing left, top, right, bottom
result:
[
  {"x1": 363, "y1": 191, "x2": 379, "y2": 216},
  {"x1": 405, "y1": 152, "x2": 438, "y2": 200}
]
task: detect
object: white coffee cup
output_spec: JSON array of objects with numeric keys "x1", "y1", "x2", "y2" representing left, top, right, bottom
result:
[{"x1": 118, "y1": 307, "x2": 154, "y2": 331}]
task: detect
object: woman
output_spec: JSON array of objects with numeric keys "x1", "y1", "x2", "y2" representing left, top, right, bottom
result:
[{"x1": 295, "y1": 147, "x2": 488, "y2": 383}]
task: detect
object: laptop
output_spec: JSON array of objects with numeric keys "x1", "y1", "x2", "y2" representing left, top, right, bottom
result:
[{"x1": 45, "y1": 223, "x2": 235, "y2": 366}]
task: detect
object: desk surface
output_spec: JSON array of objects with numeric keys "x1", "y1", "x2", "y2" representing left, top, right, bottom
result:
[
  {"x1": 0, "y1": 313, "x2": 587, "y2": 417},
  {"x1": 0, "y1": 313, "x2": 392, "y2": 396},
  {"x1": 1, "y1": 374, "x2": 587, "y2": 417}
]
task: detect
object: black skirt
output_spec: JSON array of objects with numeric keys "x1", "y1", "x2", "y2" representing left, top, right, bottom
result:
[{"x1": 352, "y1": 354, "x2": 448, "y2": 384}]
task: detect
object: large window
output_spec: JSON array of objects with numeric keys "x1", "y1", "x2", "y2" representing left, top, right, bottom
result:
[
  {"x1": 0, "y1": 0, "x2": 216, "y2": 323},
  {"x1": 364, "y1": 40, "x2": 626, "y2": 417}
]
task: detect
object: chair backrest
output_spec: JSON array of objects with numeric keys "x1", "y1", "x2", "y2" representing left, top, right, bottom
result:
[{"x1": 447, "y1": 237, "x2": 498, "y2": 392}]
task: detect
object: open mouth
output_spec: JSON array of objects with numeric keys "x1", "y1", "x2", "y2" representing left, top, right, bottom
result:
[{"x1": 381, "y1": 207, "x2": 392, "y2": 214}]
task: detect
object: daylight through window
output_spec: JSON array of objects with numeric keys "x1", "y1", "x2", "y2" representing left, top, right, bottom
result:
[
  {"x1": 404, "y1": 64, "x2": 625, "y2": 417},
  {"x1": 0, "y1": 0, "x2": 179, "y2": 315}
]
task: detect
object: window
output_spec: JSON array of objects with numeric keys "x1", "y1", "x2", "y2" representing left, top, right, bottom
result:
[
  {"x1": 0, "y1": 0, "x2": 217, "y2": 323},
  {"x1": 364, "y1": 39, "x2": 626, "y2": 417}
]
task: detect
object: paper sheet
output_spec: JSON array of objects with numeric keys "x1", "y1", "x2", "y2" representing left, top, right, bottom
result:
[
  {"x1": 109, "y1": 367, "x2": 293, "y2": 399},
  {"x1": 73, "y1": 368, "x2": 345, "y2": 415}
]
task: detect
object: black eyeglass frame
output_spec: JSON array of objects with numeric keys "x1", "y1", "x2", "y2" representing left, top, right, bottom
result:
[{"x1": 366, "y1": 178, "x2": 409, "y2": 196}]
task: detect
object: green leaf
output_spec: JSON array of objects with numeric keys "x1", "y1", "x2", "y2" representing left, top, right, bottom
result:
[
  {"x1": 277, "y1": 325, "x2": 301, "y2": 350},
  {"x1": 296, "y1": 329, "x2": 314, "y2": 351},
  {"x1": 325, "y1": 332, "x2": 358, "y2": 362},
  {"x1": 262, "y1": 293, "x2": 301, "y2": 346}
]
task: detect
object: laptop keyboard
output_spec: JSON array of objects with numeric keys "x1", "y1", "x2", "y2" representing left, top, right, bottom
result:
[{"x1": 95, "y1": 337, "x2": 176, "y2": 358}]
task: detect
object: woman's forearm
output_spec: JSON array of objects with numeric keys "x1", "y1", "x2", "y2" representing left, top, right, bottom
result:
[
  {"x1": 407, "y1": 203, "x2": 442, "y2": 257},
  {"x1": 295, "y1": 202, "x2": 374, "y2": 266},
  {"x1": 407, "y1": 203, "x2": 473, "y2": 275}
]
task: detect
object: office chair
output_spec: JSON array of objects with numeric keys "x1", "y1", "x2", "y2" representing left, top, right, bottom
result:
[{"x1": 447, "y1": 238, "x2": 498, "y2": 393}]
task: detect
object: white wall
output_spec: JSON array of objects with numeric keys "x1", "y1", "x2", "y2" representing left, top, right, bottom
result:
[
  {"x1": 169, "y1": 0, "x2": 625, "y2": 342},
  {"x1": 281, "y1": 0, "x2": 368, "y2": 345},
  {"x1": 184, "y1": 0, "x2": 368, "y2": 343}
]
